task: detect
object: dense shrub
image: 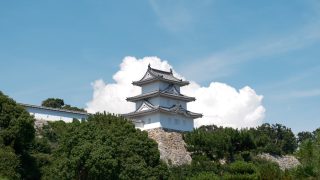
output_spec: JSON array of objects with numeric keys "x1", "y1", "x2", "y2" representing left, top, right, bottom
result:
[
  {"x1": 41, "y1": 113, "x2": 168, "y2": 180},
  {"x1": 223, "y1": 161, "x2": 259, "y2": 180},
  {"x1": 251, "y1": 123, "x2": 297, "y2": 155},
  {"x1": 0, "y1": 91, "x2": 38, "y2": 179},
  {"x1": 254, "y1": 159, "x2": 283, "y2": 180},
  {"x1": 293, "y1": 134, "x2": 320, "y2": 179},
  {"x1": 189, "y1": 172, "x2": 220, "y2": 180},
  {"x1": 0, "y1": 147, "x2": 20, "y2": 179}
]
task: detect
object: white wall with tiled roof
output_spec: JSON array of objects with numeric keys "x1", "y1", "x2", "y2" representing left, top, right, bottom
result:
[
  {"x1": 133, "y1": 112, "x2": 193, "y2": 131},
  {"x1": 24, "y1": 106, "x2": 88, "y2": 122}
]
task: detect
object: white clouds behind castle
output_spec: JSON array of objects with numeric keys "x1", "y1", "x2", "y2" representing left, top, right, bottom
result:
[{"x1": 86, "y1": 56, "x2": 265, "y2": 128}]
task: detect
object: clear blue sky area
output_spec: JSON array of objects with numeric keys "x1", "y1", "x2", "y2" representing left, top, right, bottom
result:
[{"x1": 1, "y1": 0, "x2": 319, "y2": 133}]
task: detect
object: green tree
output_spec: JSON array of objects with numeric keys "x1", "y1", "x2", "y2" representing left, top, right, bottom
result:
[
  {"x1": 42, "y1": 113, "x2": 168, "y2": 180},
  {"x1": 0, "y1": 91, "x2": 38, "y2": 179},
  {"x1": 297, "y1": 131, "x2": 313, "y2": 144},
  {"x1": 185, "y1": 125, "x2": 256, "y2": 162},
  {"x1": 223, "y1": 161, "x2": 259, "y2": 180},
  {"x1": 189, "y1": 172, "x2": 220, "y2": 180},
  {"x1": 0, "y1": 146, "x2": 20, "y2": 179},
  {"x1": 41, "y1": 98, "x2": 64, "y2": 108},
  {"x1": 168, "y1": 157, "x2": 219, "y2": 180},
  {"x1": 251, "y1": 123, "x2": 297, "y2": 155},
  {"x1": 294, "y1": 131, "x2": 320, "y2": 179},
  {"x1": 41, "y1": 98, "x2": 86, "y2": 112},
  {"x1": 253, "y1": 159, "x2": 283, "y2": 180},
  {"x1": 185, "y1": 125, "x2": 232, "y2": 161}
]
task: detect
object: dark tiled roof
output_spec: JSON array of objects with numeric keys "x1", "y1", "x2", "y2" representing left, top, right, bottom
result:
[
  {"x1": 122, "y1": 101, "x2": 202, "y2": 119},
  {"x1": 126, "y1": 84, "x2": 195, "y2": 102},
  {"x1": 19, "y1": 103, "x2": 89, "y2": 115},
  {"x1": 132, "y1": 65, "x2": 189, "y2": 86}
]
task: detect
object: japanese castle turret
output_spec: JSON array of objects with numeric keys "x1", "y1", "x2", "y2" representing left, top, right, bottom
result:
[{"x1": 123, "y1": 64, "x2": 202, "y2": 131}]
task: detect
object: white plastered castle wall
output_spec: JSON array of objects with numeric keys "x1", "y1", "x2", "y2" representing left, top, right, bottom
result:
[
  {"x1": 160, "y1": 113, "x2": 194, "y2": 131},
  {"x1": 142, "y1": 81, "x2": 178, "y2": 94},
  {"x1": 149, "y1": 97, "x2": 187, "y2": 109},
  {"x1": 134, "y1": 113, "x2": 161, "y2": 130},
  {"x1": 25, "y1": 106, "x2": 88, "y2": 122},
  {"x1": 134, "y1": 112, "x2": 194, "y2": 131}
]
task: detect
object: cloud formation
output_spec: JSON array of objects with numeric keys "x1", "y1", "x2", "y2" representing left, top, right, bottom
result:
[{"x1": 86, "y1": 56, "x2": 265, "y2": 128}]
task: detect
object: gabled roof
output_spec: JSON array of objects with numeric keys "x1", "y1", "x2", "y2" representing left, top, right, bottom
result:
[
  {"x1": 135, "y1": 101, "x2": 155, "y2": 112},
  {"x1": 122, "y1": 101, "x2": 202, "y2": 119},
  {"x1": 161, "y1": 105, "x2": 202, "y2": 118},
  {"x1": 126, "y1": 84, "x2": 195, "y2": 102},
  {"x1": 132, "y1": 64, "x2": 189, "y2": 86}
]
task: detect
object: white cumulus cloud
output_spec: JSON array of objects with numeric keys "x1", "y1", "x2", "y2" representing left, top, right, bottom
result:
[{"x1": 86, "y1": 56, "x2": 265, "y2": 128}]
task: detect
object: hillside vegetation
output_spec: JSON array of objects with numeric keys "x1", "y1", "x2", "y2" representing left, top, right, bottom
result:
[{"x1": 1, "y1": 91, "x2": 319, "y2": 179}]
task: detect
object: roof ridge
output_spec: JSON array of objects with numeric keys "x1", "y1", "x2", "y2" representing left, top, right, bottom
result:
[
  {"x1": 126, "y1": 90, "x2": 196, "y2": 102},
  {"x1": 18, "y1": 103, "x2": 89, "y2": 115},
  {"x1": 150, "y1": 67, "x2": 172, "y2": 75},
  {"x1": 132, "y1": 65, "x2": 189, "y2": 86}
]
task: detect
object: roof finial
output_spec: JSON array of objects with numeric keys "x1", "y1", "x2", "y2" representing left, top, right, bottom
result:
[
  {"x1": 170, "y1": 68, "x2": 173, "y2": 74},
  {"x1": 148, "y1": 63, "x2": 151, "y2": 69}
]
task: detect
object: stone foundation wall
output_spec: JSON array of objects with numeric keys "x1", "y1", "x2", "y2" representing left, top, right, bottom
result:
[
  {"x1": 147, "y1": 128, "x2": 192, "y2": 166},
  {"x1": 257, "y1": 153, "x2": 300, "y2": 170}
]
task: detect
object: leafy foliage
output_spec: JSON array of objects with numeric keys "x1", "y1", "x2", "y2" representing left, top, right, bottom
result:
[
  {"x1": 222, "y1": 161, "x2": 259, "y2": 180},
  {"x1": 251, "y1": 123, "x2": 297, "y2": 155},
  {"x1": 0, "y1": 146, "x2": 20, "y2": 179},
  {"x1": 189, "y1": 172, "x2": 220, "y2": 180},
  {"x1": 293, "y1": 131, "x2": 320, "y2": 179},
  {"x1": 297, "y1": 131, "x2": 313, "y2": 144},
  {"x1": 184, "y1": 125, "x2": 256, "y2": 162},
  {"x1": 41, "y1": 98, "x2": 64, "y2": 109},
  {"x1": 181, "y1": 124, "x2": 300, "y2": 179},
  {"x1": 253, "y1": 159, "x2": 283, "y2": 180},
  {"x1": 168, "y1": 155, "x2": 219, "y2": 179},
  {"x1": 41, "y1": 98, "x2": 86, "y2": 112},
  {"x1": 41, "y1": 113, "x2": 168, "y2": 180},
  {"x1": 185, "y1": 123, "x2": 297, "y2": 163},
  {"x1": 0, "y1": 91, "x2": 38, "y2": 179}
]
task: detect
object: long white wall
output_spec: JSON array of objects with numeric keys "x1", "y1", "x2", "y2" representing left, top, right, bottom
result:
[{"x1": 25, "y1": 107, "x2": 88, "y2": 123}]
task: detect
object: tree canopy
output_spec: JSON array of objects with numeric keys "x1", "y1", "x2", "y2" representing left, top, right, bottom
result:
[
  {"x1": 41, "y1": 98, "x2": 86, "y2": 112},
  {"x1": 41, "y1": 98, "x2": 64, "y2": 109},
  {"x1": 0, "y1": 91, "x2": 37, "y2": 179},
  {"x1": 39, "y1": 114, "x2": 168, "y2": 180}
]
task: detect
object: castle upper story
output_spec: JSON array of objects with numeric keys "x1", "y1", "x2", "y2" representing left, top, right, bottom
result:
[{"x1": 123, "y1": 64, "x2": 202, "y2": 131}]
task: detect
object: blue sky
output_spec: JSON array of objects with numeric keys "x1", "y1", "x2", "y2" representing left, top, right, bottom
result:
[{"x1": 1, "y1": 0, "x2": 320, "y2": 133}]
